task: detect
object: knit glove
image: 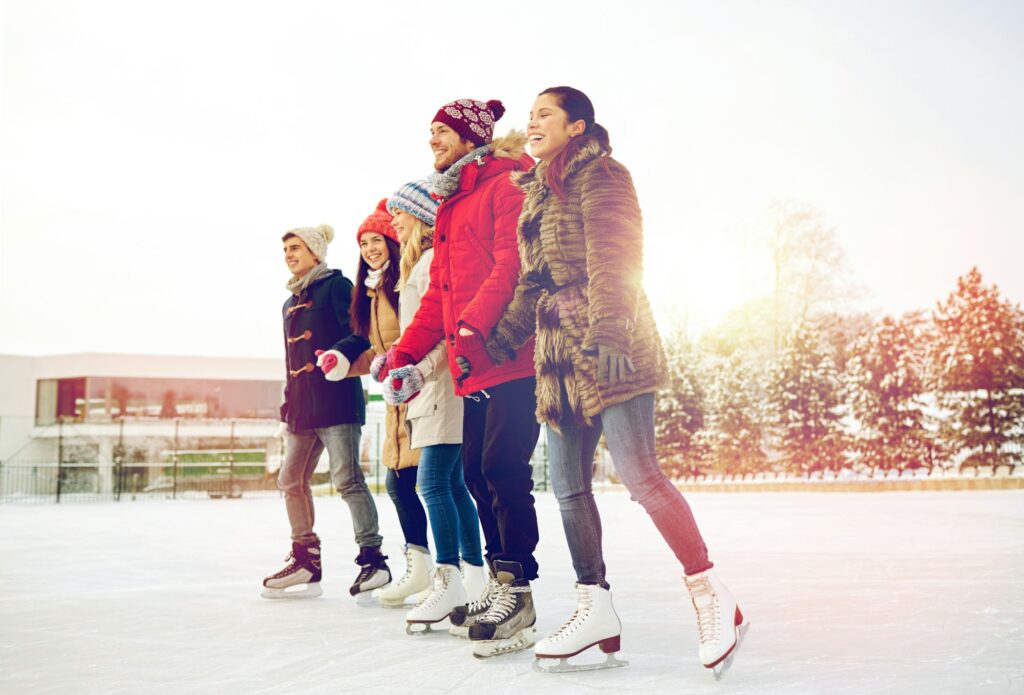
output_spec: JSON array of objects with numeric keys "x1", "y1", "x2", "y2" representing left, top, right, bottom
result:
[
  {"x1": 387, "y1": 347, "x2": 416, "y2": 373},
  {"x1": 387, "y1": 365, "x2": 424, "y2": 404},
  {"x1": 315, "y1": 349, "x2": 351, "y2": 382},
  {"x1": 453, "y1": 326, "x2": 492, "y2": 386},
  {"x1": 370, "y1": 352, "x2": 388, "y2": 383},
  {"x1": 595, "y1": 344, "x2": 635, "y2": 389}
]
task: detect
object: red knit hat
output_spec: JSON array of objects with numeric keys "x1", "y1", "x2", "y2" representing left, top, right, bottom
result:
[
  {"x1": 357, "y1": 199, "x2": 398, "y2": 245},
  {"x1": 431, "y1": 98, "x2": 505, "y2": 146}
]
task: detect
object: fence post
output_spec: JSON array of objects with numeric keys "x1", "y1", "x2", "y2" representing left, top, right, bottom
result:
[
  {"x1": 56, "y1": 417, "x2": 64, "y2": 504},
  {"x1": 115, "y1": 418, "x2": 125, "y2": 502},
  {"x1": 375, "y1": 421, "x2": 381, "y2": 495},
  {"x1": 229, "y1": 420, "x2": 236, "y2": 498},
  {"x1": 173, "y1": 418, "x2": 180, "y2": 500}
]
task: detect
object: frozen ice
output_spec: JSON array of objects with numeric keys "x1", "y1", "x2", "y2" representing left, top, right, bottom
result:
[{"x1": 1, "y1": 490, "x2": 1022, "y2": 693}]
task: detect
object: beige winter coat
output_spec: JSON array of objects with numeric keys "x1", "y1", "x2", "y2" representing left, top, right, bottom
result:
[
  {"x1": 486, "y1": 136, "x2": 667, "y2": 429},
  {"x1": 400, "y1": 248, "x2": 464, "y2": 449},
  {"x1": 351, "y1": 285, "x2": 419, "y2": 471}
]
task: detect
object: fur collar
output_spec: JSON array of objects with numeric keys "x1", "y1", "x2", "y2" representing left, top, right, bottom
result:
[
  {"x1": 514, "y1": 134, "x2": 607, "y2": 193},
  {"x1": 430, "y1": 130, "x2": 529, "y2": 199}
]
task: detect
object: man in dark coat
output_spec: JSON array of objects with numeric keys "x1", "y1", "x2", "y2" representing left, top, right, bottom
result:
[{"x1": 261, "y1": 224, "x2": 391, "y2": 600}]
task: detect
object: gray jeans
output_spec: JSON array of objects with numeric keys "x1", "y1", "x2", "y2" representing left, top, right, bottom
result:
[
  {"x1": 277, "y1": 423, "x2": 382, "y2": 549},
  {"x1": 547, "y1": 392, "x2": 712, "y2": 583}
]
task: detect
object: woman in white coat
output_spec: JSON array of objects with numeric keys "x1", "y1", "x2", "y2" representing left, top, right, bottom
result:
[{"x1": 382, "y1": 180, "x2": 486, "y2": 633}]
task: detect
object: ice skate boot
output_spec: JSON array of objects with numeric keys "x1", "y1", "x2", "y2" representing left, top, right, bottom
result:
[
  {"x1": 533, "y1": 583, "x2": 628, "y2": 672},
  {"x1": 349, "y1": 546, "x2": 391, "y2": 602},
  {"x1": 379, "y1": 544, "x2": 432, "y2": 607},
  {"x1": 405, "y1": 564, "x2": 466, "y2": 635},
  {"x1": 469, "y1": 560, "x2": 536, "y2": 658},
  {"x1": 261, "y1": 540, "x2": 323, "y2": 599},
  {"x1": 460, "y1": 560, "x2": 486, "y2": 604},
  {"x1": 449, "y1": 568, "x2": 497, "y2": 639},
  {"x1": 685, "y1": 569, "x2": 749, "y2": 680}
]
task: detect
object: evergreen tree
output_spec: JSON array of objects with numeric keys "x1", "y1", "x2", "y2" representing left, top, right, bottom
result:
[
  {"x1": 931, "y1": 268, "x2": 1024, "y2": 469},
  {"x1": 655, "y1": 332, "x2": 706, "y2": 478},
  {"x1": 846, "y1": 315, "x2": 933, "y2": 472},
  {"x1": 704, "y1": 351, "x2": 766, "y2": 475},
  {"x1": 766, "y1": 322, "x2": 846, "y2": 474}
]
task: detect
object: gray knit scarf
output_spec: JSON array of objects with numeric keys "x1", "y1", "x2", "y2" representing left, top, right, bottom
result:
[
  {"x1": 286, "y1": 262, "x2": 331, "y2": 296},
  {"x1": 429, "y1": 143, "x2": 493, "y2": 199}
]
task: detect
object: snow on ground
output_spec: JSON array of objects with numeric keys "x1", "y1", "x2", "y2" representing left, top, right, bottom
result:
[{"x1": 1, "y1": 490, "x2": 1022, "y2": 694}]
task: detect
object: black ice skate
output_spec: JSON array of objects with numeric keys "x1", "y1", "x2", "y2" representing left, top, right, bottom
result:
[
  {"x1": 350, "y1": 546, "x2": 391, "y2": 599},
  {"x1": 261, "y1": 540, "x2": 322, "y2": 599},
  {"x1": 449, "y1": 570, "x2": 498, "y2": 639},
  {"x1": 468, "y1": 560, "x2": 536, "y2": 658}
]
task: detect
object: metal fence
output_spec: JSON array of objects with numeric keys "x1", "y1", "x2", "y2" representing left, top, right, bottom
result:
[{"x1": 0, "y1": 414, "x2": 553, "y2": 504}]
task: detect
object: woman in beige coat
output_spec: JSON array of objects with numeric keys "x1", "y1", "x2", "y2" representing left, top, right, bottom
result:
[
  {"x1": 382, "y1": 180, "x2": 485, "y2": 633},
  {"x1": 322, "y1": 199, "x2": 430, "y2": 607}
]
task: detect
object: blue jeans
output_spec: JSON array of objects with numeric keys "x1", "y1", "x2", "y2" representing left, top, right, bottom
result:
[
  {"x1": 385, "y1": 466, "x2": 429, "y2": 550},
  {"x1": 417, "y1": 443, "x2": 483, "y2": 567},
  {"x1": 278, "y1": 423, "x2": 382, "y2": 549},
  {"x1": 547, "y1": 392, "x2": 711, "y2": 584}
]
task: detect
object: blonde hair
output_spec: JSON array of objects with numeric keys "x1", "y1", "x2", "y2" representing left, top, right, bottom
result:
[{"x1": 398, "y1": 218, "x2": 434, "y2": 290}]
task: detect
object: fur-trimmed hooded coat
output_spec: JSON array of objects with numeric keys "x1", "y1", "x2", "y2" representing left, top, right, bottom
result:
[
  {"x1": 395, "y1": 131, "x2": 537, "y2": 396},
  {"x1": 485, "y1": 136, "x2": 666, "y2": 429}
]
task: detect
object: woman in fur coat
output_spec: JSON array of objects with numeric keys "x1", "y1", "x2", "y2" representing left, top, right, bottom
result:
[
  {"x1": 485, "y1": 86, "x2": 747, "y2": 676},
  {"x1": 384, "y1": 180, "x2": 486, "y2": 632},
  {"x1": 318, "y1": 200, "x2": 431, "y2": 606}
]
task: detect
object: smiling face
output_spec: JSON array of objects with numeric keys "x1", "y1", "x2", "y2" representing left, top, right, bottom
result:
[
  {"x1": 283, "y1": 235, "x2": 318, "y2": 278},
  {"x1": 527, "y1": 92, "x2": 586, "y2": 162},
  {"x1": 390, "y1": 209, "x2": 418, "y2": 245},
  {"x1": 359, "y1": 232, "x2": 389, "y2": 270},
  {"x1": 429, "y1": 122, "x2": 477, "y2": 172}
]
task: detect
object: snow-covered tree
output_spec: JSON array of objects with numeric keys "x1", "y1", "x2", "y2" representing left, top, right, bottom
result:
[
  {"x1": 846, "y1": 314, "x2": 934, "y2": 472},
  {"x1": 704, "y1": 351, "x2": 766, "y2": 475},
  {"x1": 931, "y1": 268, "x2": 1024, "y2": 468},
  {"x1": 655, "y1": 332, "x2": 707, "y2": 478},
  {"x1": 766, "y1": 322, "x2": 846, "y2": 473}
]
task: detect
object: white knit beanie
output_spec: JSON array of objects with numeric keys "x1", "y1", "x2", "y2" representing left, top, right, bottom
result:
[{"x1": 285, "y1": 224, "x2": 335, "y2": 262}]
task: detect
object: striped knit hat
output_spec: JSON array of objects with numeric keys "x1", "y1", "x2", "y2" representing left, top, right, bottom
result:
[
  {"x1": 387, "y1": 180, "x2": 438, "y2": 228},
  {"x1": 356, "y1": 199, "x2": 398, "y2": 245}
]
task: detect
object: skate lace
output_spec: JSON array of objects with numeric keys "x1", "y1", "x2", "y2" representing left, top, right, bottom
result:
[
  {"x1": 391, "y1": 547, "x2": 416, "y2": 588},
  {"x1": 479, "y1": 582, "x2": 525, "y2": 624},
  {"x1": 268, "y1": 551, "x2": 298, "y2": 579},
  {"x1": 413, "y1": 567, "x2": 450, "y2": 610},
  {"x1": 354, "y1": 563, "x2": 379, "y2": 586},
  {"x1": 549, "y1": 585, "x2": 594, "y2": 641},
  {"x1": 466, "y1": 576, "x2": 499, "y2": 613},
  {"x1": 687, "y1": 576, "x2": 720, "y2": 644}
]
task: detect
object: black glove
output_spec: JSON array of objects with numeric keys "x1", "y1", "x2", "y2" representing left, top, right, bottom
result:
[{"x1": 596, "y1": 344, "x2": 635, "y2": 388}]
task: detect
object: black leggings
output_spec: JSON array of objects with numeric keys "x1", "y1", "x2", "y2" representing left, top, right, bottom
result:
[{"x1": 385, "y1": 466, "x2": 429, "y2": 549}]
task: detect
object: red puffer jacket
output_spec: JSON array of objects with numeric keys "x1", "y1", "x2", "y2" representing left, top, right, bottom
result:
[{"x1": 396, "y1": 132, "x2": 536, "y2": 396}]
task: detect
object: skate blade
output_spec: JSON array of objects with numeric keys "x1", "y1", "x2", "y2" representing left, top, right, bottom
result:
[
  {"x1": 533, "y1": 652, "x2": 629, "y2": 673},
  {"x1": 471, "y1": 626, "x2": 536, "y2": 658},
  {"x1": 712, "y1": 621, "x2": 750, "y2": 681},
  {"x1": 260, "y1": 583, "x2": 322, "y2": 599},
  {"x1": 406, "y1": 620, "x2": 445, "y2": 636},
  {"x1": 353, "y1": 592, "x2": 379, "y2": 607}
]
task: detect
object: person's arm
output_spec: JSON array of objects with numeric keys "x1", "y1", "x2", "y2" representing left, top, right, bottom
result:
[
  {"x1": 580, "y1": 160, "x2": 643, "y2": 355},
  {"x1": 392, "y1": 249, "x2": 445, "y2": 363}
]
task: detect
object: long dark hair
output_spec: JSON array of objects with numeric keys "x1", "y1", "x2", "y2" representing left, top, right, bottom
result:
[
  {"x1": 539, "y1": 86, "x2": 612, "y2": 200},
  {"x1": 349, "y1": 236, "x2": 401, "y2": 339}
]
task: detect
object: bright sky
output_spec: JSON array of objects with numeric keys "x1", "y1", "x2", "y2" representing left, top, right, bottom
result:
[{"x1": 2, "y1": 0, "x2": 1022, "y2": 358}]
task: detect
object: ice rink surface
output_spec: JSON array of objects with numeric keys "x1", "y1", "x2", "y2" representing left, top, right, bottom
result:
[{"x1": 2, "y1": 490, "x2": 1022, "y2": 694}]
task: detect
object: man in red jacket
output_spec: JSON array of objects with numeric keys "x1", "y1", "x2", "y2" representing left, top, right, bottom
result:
[{"x1": 385, "y1": 97, "x2": 540, "y2": 658}]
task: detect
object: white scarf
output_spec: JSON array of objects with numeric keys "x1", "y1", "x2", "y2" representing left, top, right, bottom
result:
[
  {"x1": 365, "y1": 261, "x2": 390, "y2": 290},
  {"x1": 286, "y1": 262, "x2": 331, "y2": 296}
]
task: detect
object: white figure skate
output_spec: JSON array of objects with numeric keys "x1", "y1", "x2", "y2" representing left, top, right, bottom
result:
[{"x1": 533, "y1": 583, "x2": 628, "y2": 672}]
